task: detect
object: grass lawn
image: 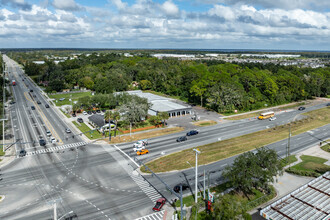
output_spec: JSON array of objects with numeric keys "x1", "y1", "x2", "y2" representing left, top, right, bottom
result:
[
  {"x1": 72, "y1": 121, "x2": 103, "y2": 140},
  {"x1": 144, "y1": 107, "x2": 330, "y2": 173},
  {"x1": 281, "y1": 155, "x2": 298, "y2": 167},
  {"x1": 193, "y1": 120, "x2": 217, "y2": 127},
  {"x1": 60, "y1": 109, "x2": 71, "y2": 118},
  {"x1": 287, "y1": 155, "x2": 330, "y2": 177},
  {"x1": 321, "y1": 143, "x2": 330, "y2": 153},
  {"x1": 48, "y1": 92, "x2": 92, "y2": 106},
  {"x1": 108, "y1": 127, "x2": 185, "y2": 144}
]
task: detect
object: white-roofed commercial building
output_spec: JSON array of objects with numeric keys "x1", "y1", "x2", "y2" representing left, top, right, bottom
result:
[
  {"x1": 122, "y1": 90, "x2": 192, "y2": 117},
  {"x1": 260, "y1": 171, "x2": 330, "y2": 220}
]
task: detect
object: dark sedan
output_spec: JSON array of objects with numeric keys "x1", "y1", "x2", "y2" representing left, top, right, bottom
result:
[
  {"x1": 176, "y1": 136, "x2": 187, "y2": 142},
  {"x1": 187, "y1": 130, "x2": 198, "y2": 136},
  {"x1": 173, "y1": 183, "x2": 189, "y2": 193}
]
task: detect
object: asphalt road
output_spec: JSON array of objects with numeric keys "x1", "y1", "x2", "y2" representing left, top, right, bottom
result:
[
  {"x1": 0, "y1": 55, "x2": 329, "y2": 219},
  {"x1": 0, "y1": 56, "x2": 162, "y2": 220}
]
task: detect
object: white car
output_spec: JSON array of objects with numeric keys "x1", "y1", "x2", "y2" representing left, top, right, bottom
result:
[
  {"x1": 269, "y1": 117, "x2": 277, "y2": 121},
  {"x1": 46, "y1": 130, "x2": 52, "y2": 137},
  {"x1": 132, "y1": 140, "x2": 148, "y2": 152},
  {"x1": 50, "y1": 136, "x2": 56, "y2": 143},
  {"x1": 83, "y1": 111, "x2": 87, "y2": 115}
]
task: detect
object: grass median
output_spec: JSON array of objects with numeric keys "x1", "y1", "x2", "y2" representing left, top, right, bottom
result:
[
  {"x1": 143, "y1": 107, "x2": 330, "y2": 173},
  {"x1": 193, "y1": 120, "x2": 217, "y2": 127}
]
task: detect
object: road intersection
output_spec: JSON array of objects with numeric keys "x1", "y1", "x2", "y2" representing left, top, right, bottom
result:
[{"x1": 0, "y1": 55, "x2": 329, "y2": 219}]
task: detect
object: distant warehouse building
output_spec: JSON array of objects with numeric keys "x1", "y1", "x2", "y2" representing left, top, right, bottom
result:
[{"x1": 122, "y1": 90, "x2": 192, "y2": 117}]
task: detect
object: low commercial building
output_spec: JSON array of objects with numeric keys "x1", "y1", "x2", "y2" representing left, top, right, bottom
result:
[
  {"x1": 123, "y1": 90, "x2": 192, "y2": 117},
  {"x1": 260, "y1": 171, "x2": 330, "y2": 220}
]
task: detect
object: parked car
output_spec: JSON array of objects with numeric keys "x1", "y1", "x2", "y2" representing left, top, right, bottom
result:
[
  {"x1": 269, "y1": 117, "x2": 277, "y2": 121},
  {"x1": 173, "y1": 183, "x2": 190, "y2": 193},
  {"x1": 186, "y1": 130, "x2": 198, "y2": 136},
  {"x1": 72, "y1": 113, "x2": 76, "y2": 117},
  {"x1": 77, "y1": 118, "x2": 84, "y2": 123},
  {"x1": 176, "y1": 136, "x2": 187, "y2": 142},
  {"x1": 83, "y1": 111, "x2": 87, "y2": 115},
  {"x1": 37, "y1": 100, "x2": 41, "y2": 104},
  {"x1": 92, "y1": 111, "x2": 96, "y2": 114},
  {"x1": 136, "y1": 149, "x2": 149, "y2": 155},
  {"x1": 153, "y1": 198, "x2": 166, "y2": 211},
  {"x1": 33, "y1": 95, "x2": 36, "y2": 98},
  {"x1": 45, "y1": 104, "x2": 50, "y2": 108},
  {"x1": 298, "y1": 107, "x2": 306, "y2": 111},
  {"x1": 19, "y1": 149, "x2": 26, "y2": 157},
  {"x1": 31, "y1": 106, "x2": 35, "y2": 110},
  {"x1": 88, "y1": 111, "x2": 92, "y2": 115},
  {"x1": 30, "y1": 89, "x2": 33, "y2": 92},
  {"x1": 96, "y1": 109, "x2": 101, "y2": 113},
  {"x1": 65, "y1": 128, "x2": 71, "y2": 133}
]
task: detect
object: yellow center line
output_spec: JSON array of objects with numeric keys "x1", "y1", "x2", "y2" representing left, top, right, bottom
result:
[{"x1": 24, "y1": 92, "x2": 63, "y2": 144}]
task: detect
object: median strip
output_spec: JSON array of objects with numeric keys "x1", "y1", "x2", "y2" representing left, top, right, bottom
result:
[{"x1": 143, "y1": 107, "x2": 330, "y2": 173}]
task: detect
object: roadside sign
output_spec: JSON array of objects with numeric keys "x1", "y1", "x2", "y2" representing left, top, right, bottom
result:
[{"x1": 208, "y1": 192, "x2": 214, "y2": 202}]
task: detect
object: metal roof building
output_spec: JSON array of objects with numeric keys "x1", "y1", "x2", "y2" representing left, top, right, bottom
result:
[
  {"x1": 123, "y1": 90, "x2": 192, "y2": 117},
  {"x1": 260, "y1": 171, "x2": 330, "y2": 220}
]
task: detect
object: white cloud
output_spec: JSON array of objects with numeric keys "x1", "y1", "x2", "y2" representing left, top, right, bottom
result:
[
  {"x1": 52, "y1": 0, "x2": 83, "y2": 11},
  {"x1": 161, "y1": 1, "x2": 180, "y2": 17}
]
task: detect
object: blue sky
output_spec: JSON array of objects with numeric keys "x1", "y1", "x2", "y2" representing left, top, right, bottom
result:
[{"x1": 0, "y1": 0, "x2": 329, "y2": 50}]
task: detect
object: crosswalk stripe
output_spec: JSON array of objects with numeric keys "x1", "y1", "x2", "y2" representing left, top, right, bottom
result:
[{"x1": 23, "y1": 142, "x2": 87, "y2": 157}]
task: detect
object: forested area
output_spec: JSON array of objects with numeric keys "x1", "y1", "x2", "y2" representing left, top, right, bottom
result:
[{"x1": 10, "y1": 52, "x2": 330, "y2": 114}]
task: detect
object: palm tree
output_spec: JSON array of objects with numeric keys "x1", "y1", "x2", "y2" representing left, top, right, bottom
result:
[
  {"x1": 158, "y1": 111, "x2": 169, "y2": 127},
  {"x1": 72, "y1": 103, "x2": 80, "y2": 114},
  {"x1": 112, "y1": 111, "x2": 120, "y2": 137}
]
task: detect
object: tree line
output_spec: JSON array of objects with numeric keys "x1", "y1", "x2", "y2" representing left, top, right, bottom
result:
[{"x1": 11, "y1": 52, "x2": 330, "y2": 113}]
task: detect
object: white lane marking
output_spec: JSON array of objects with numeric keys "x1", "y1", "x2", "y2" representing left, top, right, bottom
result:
[{"x1": 113, "y1": 144, "x2": 140, "y2": 167}]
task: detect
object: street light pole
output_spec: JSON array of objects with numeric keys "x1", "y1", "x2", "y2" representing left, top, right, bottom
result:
[{"x1": 193, "y1": 148, "x2": 200, "y2": 204}]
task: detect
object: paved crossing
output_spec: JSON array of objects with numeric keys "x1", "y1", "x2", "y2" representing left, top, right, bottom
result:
[
  {"x1": 135, "y1": 210, "x2": 165, "y2": 220},
  {"x1": 25, "y1": 142, "x2": 87, "y2": 156},
  {"x1": 130, "y1": 170, "x2": 161, "y2": 203}
]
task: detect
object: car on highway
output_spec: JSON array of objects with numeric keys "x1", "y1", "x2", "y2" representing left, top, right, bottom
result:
[
  {"x1": 50, "y1": 136, "x2": 56, "y2": 144},
  {"x1": 30, "y1": 89, "x2": 33, "y2": 92},
  {"x1": 136, "y1": 149, "x2": 149, "y2": 155},
  {"x1": 65, "y1": 128, "x2": 71, "y2": 133},
  {"x1": 186, "y1": 130, "x2": 198, "y2": 136},
  {"x1": 133, "y1": 140, "x2": 148, "y2": 148},
  {"x1": 59, "y1": 98, "x2": 65, "y2": 101},
  {"x1": 176, "y1": 136, "x2": 187, "y2": 142},
  {"x1": 327, "y1": 103, "x2": 330, "y2": 106},
  {"x1": 153, "y1": 198, "x2": 166, "y2": 211},
  {"x1": 269, "y1": 117, "x2": 277, "y2": 121},
  {"x1": 19, "y1": 149, "x2": 26, "y2": 157},
  {"x1": 37, "y1": 100, "x2": 41, "y2": 104},
  {"x1": 31, "y1": 106, "x2": 35, "y2": 110},
  {"x1": 77, "y1": 118, "x2": 84, "y2": 123},
  {"x1": 298, "y1": 106, "x2": 306, "y2": 111},
  {"x1": 46, "y1": 130, "x2": 52, "y2": 137},
  {"x1": 83, "y1": 111, "x2": 88, "y2": 115},
  {"x1": 173, "y1": 183, "x2": 190, "y2": 193},
  {"x1": 45, "y1": 104, "x2": 50, "y2": 108},
  {"x1": 39, "y1": 138, "x2": 46, "y2": 146}
]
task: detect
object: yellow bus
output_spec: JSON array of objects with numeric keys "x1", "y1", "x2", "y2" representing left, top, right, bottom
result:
[{"x1": 258, "y1": 111, "x2": 275, "y2": 120}]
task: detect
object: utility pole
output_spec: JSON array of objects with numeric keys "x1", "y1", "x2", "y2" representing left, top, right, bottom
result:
[
  {"x1": 2, "y1": 59, "x2": 6, "y2": 153},
  {"x1": 203, "y1": 169, "x2": 206, "y2": 199},
  {"x1": 193, "y1": 148, "x2": 200, "y2": 203}
]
